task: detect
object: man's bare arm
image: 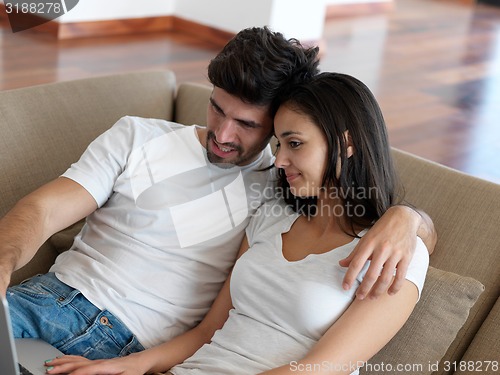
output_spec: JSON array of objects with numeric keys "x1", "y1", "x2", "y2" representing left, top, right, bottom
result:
[
  {"x1": 411, "y1": 207, "x2": 437, "y2": 253},
  {"x1": 0, "y1": 177, "x2": 97, "y2": 295},
  {"x1": 339, "y1": 205, "x2": 436, "y2": 300}
]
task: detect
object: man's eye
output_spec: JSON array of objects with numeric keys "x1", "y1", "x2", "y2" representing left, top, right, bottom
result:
[
  {"x1": 239, "y1": 121, "x2": 256, "y2": 129},
  {"x1": 211, "y1": 103, "x2": 223, "y2": 114}
]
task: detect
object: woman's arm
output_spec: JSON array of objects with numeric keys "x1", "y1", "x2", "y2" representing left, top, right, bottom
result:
[
  {"x1": 46, "y1": 237, "x2": 251, "y2": 375},
  {"x1": 259, "y1": 279, "x2": 419, "y2": 375}
]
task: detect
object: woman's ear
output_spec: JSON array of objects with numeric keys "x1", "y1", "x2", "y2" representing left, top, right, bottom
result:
[{"x1": 344, "y1": 130, "x2": 354, "y2": 158}]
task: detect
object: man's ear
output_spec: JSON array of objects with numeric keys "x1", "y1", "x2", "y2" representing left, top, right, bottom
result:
[{"x1": 344, "y1": 130, "x2": 354, "y2": 158}]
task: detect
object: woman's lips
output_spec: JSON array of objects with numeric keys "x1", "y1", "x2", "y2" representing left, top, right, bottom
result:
[{"x1": 286, "y1": 173, "x2": 300, "y2": 183}]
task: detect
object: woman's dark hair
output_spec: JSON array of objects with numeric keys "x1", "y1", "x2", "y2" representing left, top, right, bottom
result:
[
  {"x1": 208, "y1": 26, "x2": 320, "y2": 116},
  {"x1": 277, "y1": 72, "x2": 402, "y2": 233}
]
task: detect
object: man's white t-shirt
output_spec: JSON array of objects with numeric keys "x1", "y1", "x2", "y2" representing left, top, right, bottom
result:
[
  {"x1": 171, "y1": 199, "x2": 429, "y2": 375},
  {"x1": 50, "y1": 116, "x2": 275, "y2": 348}
]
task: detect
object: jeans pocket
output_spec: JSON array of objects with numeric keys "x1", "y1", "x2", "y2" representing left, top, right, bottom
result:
[
  {"x1": 10, "y1": 275, "x2": 53, "y2": 298},
  {"x1": 119, "y1": 335, "x2": 145, "y2": 357},
  {"x1": 9, "y1": 273, "x2": 81, "y2": 306},
  {"x1": 61, "y1": 321, "x2": 145, "y2": 360}
]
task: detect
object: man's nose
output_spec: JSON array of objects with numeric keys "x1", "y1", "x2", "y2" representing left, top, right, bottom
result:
[{"x1": 215, "y1": 119, "x2": 237, "y2": 144}]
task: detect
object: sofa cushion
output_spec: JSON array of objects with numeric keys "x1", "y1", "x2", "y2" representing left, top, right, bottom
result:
[
  {"x1": 362, "y1": 266, "x2": 485, "y2": 375},
  {"x1": 175, "y1": 82, "x2": 211, "y2": 127},
  {"x1": 5, "y1": 71, "x2": 178, "y2": 285},
  {"x1": 0, "y1": 71, "x2": 177, "y2": 219}
]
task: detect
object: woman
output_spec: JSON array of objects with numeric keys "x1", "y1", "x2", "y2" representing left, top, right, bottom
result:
[{"x1": 46, "y1": 72, "x2": 429, "y2": 375}]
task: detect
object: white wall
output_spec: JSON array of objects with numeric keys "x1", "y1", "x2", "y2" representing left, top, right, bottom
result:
[
  {"x1": 324, "y1": 0, "x2": 390, "y2": 5},
  {"x1": 174, "y1": 0, "x2": 273, "y2": 34},
  {"x1": 59, "y1": 0, "x2": 175, "y2": 23},
  {"x1": 175, "y1": 0, "x2": 325, "y2": 41},
  {"x1": 270, "y1": 0, "x2": 326, "y2": 41},
  {"x1": 57, "y1": 0, "x2": 326, "y2": 41}
]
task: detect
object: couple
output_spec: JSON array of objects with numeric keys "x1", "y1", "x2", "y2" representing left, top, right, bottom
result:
[
  {"x1": 46, "y1": 71, "x2": 430, "y2": 375},
  {"x1": 0, "y1": 27, "x2": 434, "y2": 373}
]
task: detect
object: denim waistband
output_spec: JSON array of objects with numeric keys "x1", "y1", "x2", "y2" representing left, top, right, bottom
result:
[{"x1": 33, "y1": 272, "x2": 141, "y2": 351}]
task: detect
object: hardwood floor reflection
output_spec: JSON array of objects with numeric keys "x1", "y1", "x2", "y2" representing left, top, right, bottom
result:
[
  {"x1": 1, "y1": 0, "x2": 499, "y2": 183},
  {"x1": 320, "y1": 0, "x2": 500, "y2": 183}
]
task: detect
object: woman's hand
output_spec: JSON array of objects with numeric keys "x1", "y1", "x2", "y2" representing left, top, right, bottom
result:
[{"x1": 45, "y1": 354, "x2": 146, "y2": 375}]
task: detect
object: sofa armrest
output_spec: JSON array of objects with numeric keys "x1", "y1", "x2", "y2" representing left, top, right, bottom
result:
[
  {"x1": 457, "y1": 296, "x2": 500, "y2": 373},
  {"x1": 391, "y1": 148, "x2": 500, "y2": 372}
]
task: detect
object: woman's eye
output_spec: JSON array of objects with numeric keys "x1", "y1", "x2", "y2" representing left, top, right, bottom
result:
[{"x1": 289, "y1": 141, "x2": 301, "y2": 149}]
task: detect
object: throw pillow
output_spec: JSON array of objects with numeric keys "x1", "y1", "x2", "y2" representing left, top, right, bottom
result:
[{"x1": 361, "y1": 266, "x2": 485, "y2": 375}]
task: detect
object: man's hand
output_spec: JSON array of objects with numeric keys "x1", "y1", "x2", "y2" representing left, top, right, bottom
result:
[{"x1": 339, "y1": 205, "x2": 436, "y2": 300}]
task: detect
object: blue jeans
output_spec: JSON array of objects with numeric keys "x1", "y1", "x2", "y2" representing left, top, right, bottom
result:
[{"x1": 6, "y1": 273, "x2": 144, "y2": 359}]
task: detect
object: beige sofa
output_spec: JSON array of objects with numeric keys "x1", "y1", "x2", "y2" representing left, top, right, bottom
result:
[{"x1": 0, "y1": 70, "x2": 498, "y2": 374}]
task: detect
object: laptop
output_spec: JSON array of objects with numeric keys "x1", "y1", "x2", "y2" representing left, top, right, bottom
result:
[{"x1": 0, "y1": 295, "x2": 63, "y2": 375}]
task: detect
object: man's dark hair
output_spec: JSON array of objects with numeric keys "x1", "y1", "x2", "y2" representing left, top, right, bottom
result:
[{"x1": 208, "y1": 26, "x2": 320, "y2": 115}]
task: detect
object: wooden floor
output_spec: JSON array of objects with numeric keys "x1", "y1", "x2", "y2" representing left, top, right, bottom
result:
[{"x1": 1, "y1": 0, "x2": 499, "y2": 183}]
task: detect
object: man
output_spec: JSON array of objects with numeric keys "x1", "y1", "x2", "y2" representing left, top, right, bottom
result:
[{"x1": 0, "y1": 27, "x2": 435, "y2": 359}]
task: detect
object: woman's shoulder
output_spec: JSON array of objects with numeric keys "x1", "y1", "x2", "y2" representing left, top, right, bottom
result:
[
  {"x1": 246, "y1": 198, "x2": 298, "y2": 244},
  {"x1": 255, "y1": 198, "x2": 297, "y2": 220}
]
